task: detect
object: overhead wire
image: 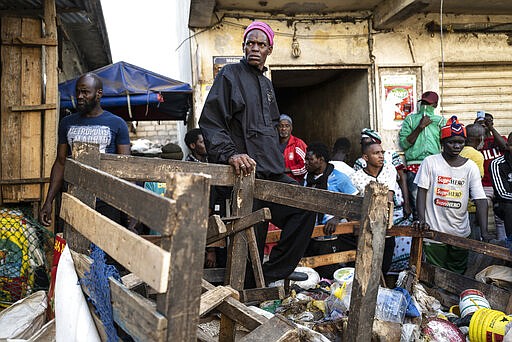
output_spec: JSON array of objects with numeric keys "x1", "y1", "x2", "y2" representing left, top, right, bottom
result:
[{"x1": 440, "y1": 0, "x2": 445, "y2": 115}]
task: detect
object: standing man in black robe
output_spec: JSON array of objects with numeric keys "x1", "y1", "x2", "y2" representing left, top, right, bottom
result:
[{"x1": 199, "y1": 21, "x2": 315, "y2": 286}]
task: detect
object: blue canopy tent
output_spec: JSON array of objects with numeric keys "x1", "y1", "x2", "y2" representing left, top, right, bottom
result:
[{"x1": 59, "y1": 61, "x2": 192, "y2": 122}]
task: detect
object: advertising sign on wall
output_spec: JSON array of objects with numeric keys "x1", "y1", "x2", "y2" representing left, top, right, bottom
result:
[{"x1": 381, "y1": 75, "x2": 417, "y2": 130}]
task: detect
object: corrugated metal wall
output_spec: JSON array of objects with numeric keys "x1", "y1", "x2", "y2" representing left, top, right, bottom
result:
[{"x1": 440, "y1": 64, "x2": 512, "y2": 136}]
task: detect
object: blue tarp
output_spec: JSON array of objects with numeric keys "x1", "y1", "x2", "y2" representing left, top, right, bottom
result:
[{"x1": 59, "y1": 61, "x2": 192, "y2": 121}]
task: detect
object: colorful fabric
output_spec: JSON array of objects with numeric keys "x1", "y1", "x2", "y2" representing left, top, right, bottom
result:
[
  {"x1": 414, "y1": 154, "x2": 486, "y2": 237},
  {"x1": 440, "y1": 116, "x2": 466, "y2": 140},
  {"x1": 405, "y1": 164, "x2": 420, "y2": 173},
  {"x1": 283, "y1": 134, "x2": 307, "y2": 183},
  {"x1": 244, "y1": 21, "x2": 274, "y2": 46},
  {"x1": 399, "y1": 106, "x2": 445, "y2": 166},
  {"x1": 361, "y1": 128, "x2": 381, "y2": 143},
  {"x1": 58, "y1": 111, "x2": 130, "y2": 154}
]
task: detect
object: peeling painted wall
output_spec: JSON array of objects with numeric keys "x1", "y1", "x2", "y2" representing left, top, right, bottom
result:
[{"x1": 190, "y1": 12, "x2": 512, "y2": 152}]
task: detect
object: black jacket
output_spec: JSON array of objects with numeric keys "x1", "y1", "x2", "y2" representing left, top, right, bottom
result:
[
  {"x1": 199, "y1": 59, "x2": 284, "y2": 178},
  {"x1": 490, "y1": 152, "x2": 512, "y2": 202}
]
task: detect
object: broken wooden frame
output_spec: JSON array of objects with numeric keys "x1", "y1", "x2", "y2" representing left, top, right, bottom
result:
[
  {"x1": 99, "y1": 153, "x2": 391, "y2": 342},
  {"x1": 67, "y1": 151, "x2": 388, "y2": 341},
  {"x1": 60, "y1": 143, "x2": 210, "y2": 341}
]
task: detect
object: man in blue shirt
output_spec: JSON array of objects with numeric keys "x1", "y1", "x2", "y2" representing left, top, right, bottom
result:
[
  {"x1": 39, "y1": 73, "x2": 130, "y2": 227},
  {"x1": 303, "y1": 142, "x2": 357, "y2": 278}
]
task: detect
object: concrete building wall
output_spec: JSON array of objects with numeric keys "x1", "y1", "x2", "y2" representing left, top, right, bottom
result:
[{"x1": 189, "y1": 12, "x2": 512, "y2": 151}]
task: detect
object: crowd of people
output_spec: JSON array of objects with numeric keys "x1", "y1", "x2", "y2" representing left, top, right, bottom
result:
[{"x1": 40, "y1": 20, "x2": 512, "y2": 287}]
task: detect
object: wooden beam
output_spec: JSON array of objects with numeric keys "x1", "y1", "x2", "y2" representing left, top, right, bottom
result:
[
  {"x1": 156, "y1": 173, "x2": 211, "y2": 342},
  {"x1": 100, "y1": 153, "x2": 235, "y2": 186},
  {"x1": 388, "y1": 226, "x2": 512, "y2": 262},
  {"x1": 266, "y1": 221, "x2": 357, "y2": 244},
  {"x1": 10, "y1": 103, "x2": 57, "y2": 111},
  {"x1": 42, "y1": 0, "x2": 59, "y2": 233},
  {"x1": 202, "y1": 280, "x2": 268, "y2": 331},
  {"x1": 420, "y1": 262, "x2": 510, "y2": 313},
  {"x1": 200, "y1": 286, "x2": 239, "y2": 317},
  {"x1": 221, "y1": 172, "x2": 255, "y2": 342},
  {"x1": 298, "y1": 250, "x2": 356, "y2": 268},
  {"x1": 71, "y1": 251, "x2": 167, "y2": 342},
  {"x1": 1, "y1": 37, "x2": 57, "y2": 46},
  {"x1": 65, "y1": 143, "x2": 100, "y2": 253},
  {"x1": 239, "y1": 287, "x2": 285, "y2": 303},
  {"x1": 254, "y1": 179, "x2": 363, "y2": 220},
  {"x1": 207, "y1": 208, "x2": 272, "y2": 245},
  {"x1": 345, "y1": 182, "x2": 389, "y2": 342},
  {"x1": 373, "y1": 0, "x2": 429, "y2": 30},
  {"x1": 64, "y1": 158, "x2": 177, "y2": 235},
  {"x1": 239, "y1": 314, "x2": 299, "y2": 342},
  {"x1": 208, "y1": 214, "x2": 227, "y2": 239},
  {"x1": 61, "y1": 193, "x2": 171, "y2": 293}
]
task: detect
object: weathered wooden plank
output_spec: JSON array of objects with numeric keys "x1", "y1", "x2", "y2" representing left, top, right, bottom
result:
[
  {"x1": 345, "y1": 182, "x2": 389, "y2": 342},
  {"x1": 388, "y1": 226, "x2": 512, "y2": 262},
  {"x1": 208, "y1": 214, "x2": 227, "y2": 240},
  {"x1": 298, "y1": 250, "x2": 356, "y2": 268},
  {"x1": 1, "y1": 17, "x2": 22, "y2": 201},
  {"x1": 19, "y1": 17, "x2": 42, "y2": 201},
  {"x1": 200, "y1": 286, "x2": 239, "y2": 317},
  {"x1": 61, "y1": 193, "x2": 171, "y2": 293},
  {"x1": 207, "y1": 208, "x2": 271, "y2": 245},
  {"x1": 254, "y1": 179, "x2": 363, "y2": 220},
  {"x1": 221, "y1": 172, "x2": 255, "y2": 342},
  {"x1": 65, "y1": 143, "x2": 99, "y2": 253},
  {"x1": 239, "y1": 287, "x2": 285, "y2": 303},
  {"x1": 100, "y1": 153, "x2": 235, "y2": 186},
  {"x1": 202, "y1": 280, "x2": 268, "y2": 331},
  {"x1": 71, "y1": 251, "x2": 167, "y2": 342},
  {"x1": 239, "y1": 314, "x2": 299, "y2": 342},
  {"x1": 64, "y1": 158, "x2": 177, "y2": 235},
  {"x1": 420, "y1": 262, "x2": 510, "y2": 313},
  {"x1": 156, "y1": 173, "x2": 210, "y2": 342},
  {"x1": 42, "y1": 0, "x2": 59, "y2": 228},
  {"x1": 266, "y1": 221, "x2": 358, "y2": 244},
  {"x1": 1, "y1": 37, "x2": 57, "y2": 46},
  {"x1": 11, "y1": 103, "x2": 57, "y2": 111}
]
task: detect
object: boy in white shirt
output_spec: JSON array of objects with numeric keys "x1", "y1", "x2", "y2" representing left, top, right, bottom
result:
[{"x1": 413, "y1": 116, "x2": 487, "y2": 274}]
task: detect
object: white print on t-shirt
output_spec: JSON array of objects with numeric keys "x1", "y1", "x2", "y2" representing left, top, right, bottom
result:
[
  {"x1": 482, "y1": 147, "x2": 501, "y2": 161},
  {"x1": 433, "y1": 175, "x2": 466, "y2": 209},
  {"x1": 67, "y1": 125, "x2": 111, "y2": 153}
]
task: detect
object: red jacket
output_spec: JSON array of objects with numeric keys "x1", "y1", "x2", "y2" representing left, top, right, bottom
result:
[{"x1": 283, "y1": 135, "x2": 307, "y2": 184}]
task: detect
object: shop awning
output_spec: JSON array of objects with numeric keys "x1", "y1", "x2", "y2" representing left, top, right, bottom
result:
[{"x1": 59, "y1": 61, "x2": 192, "y2": 121}]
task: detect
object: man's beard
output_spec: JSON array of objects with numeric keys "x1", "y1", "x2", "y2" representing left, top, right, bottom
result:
[{"x1": 77, "y1": 100, "x2": 96, "y2": 114}]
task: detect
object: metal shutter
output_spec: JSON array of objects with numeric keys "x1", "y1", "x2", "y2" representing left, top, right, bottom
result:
[{"x1": 440, "y1": 64, "x2": 512, "y2": 136}]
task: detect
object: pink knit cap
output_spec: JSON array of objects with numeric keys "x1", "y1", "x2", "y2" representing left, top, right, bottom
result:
[{"x1": 243, "y1": 21, "x2": 274, "y2": 46}]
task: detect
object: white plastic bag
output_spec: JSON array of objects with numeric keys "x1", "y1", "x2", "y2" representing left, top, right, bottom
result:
[{"x1": 0, "y1": 290, "x2": 47, "y2": 339}]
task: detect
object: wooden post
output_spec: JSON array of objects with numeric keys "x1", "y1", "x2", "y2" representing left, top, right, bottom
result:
[
  {"x1": 156, "y1": 172, "x2": 210, "y2": 342},
  {"x1": 345, "y1": 182, "x2": 389, "y2": 342},
  {"x1": 64, "y1": 143, "x2": 100, "y2": 254},
  {"x1": 409, "y1": 236, "x2": 423, "y2": 279},
  {"x1": 42, "y1": 0, "x2": 59, "y2": 231},
  {"x1": 220, "y1": 171, "x2": 255, "y2": 342}
]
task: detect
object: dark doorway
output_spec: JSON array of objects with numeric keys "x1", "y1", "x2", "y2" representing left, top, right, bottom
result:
[{"x1": 272, "y1": 68, "x2": 371, "y2": 165}]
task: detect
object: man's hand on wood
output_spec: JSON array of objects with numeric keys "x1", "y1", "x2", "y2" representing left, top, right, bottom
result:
[{"x1": 228, "y1": 154, "x2": 256, "y2": 176}]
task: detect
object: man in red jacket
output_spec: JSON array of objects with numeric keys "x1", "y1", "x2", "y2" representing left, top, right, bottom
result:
[{"x1": 279, "y1": 114, "x2": 307, "y2": 184}]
